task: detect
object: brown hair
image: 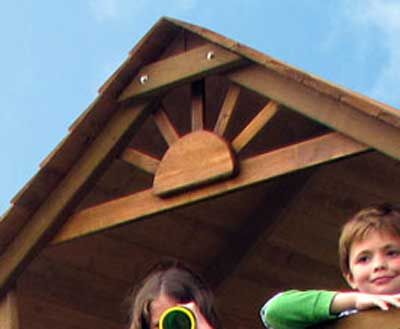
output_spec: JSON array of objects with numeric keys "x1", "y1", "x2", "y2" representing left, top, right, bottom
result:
[
  {"x1": 128, "y1": 259, "x2": 221, "y2": 329},
  {"x1": 339, "y1": 203, "x2": 400, "y2": 276}
]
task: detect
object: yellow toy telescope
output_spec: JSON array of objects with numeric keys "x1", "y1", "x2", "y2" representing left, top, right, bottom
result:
[{"x1": 160, "y1": 306, "x2": 196, "y2": 329}]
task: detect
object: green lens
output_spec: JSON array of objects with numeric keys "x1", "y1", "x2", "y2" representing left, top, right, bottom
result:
[{"x1": 160, "y1": 307, "x2": 195, "y2": 329}]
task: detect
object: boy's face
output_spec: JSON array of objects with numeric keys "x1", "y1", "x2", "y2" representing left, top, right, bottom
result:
[{"x1": 345, "y1": 230, "x2": 400, "y2": 294}]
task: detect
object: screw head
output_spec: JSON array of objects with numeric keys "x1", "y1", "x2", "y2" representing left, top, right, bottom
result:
[
  {"x1": 206, "y1": 51, "x2": 215, "y2": 60},
  {"x1": 139, "y1": 74, "x2": 149, "y2": 85}
]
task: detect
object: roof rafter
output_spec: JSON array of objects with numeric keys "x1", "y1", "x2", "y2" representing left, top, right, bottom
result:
[
  {"x1": 214, "y1": 83, "x2": 241, "y2": 136},
  {"x1": 232, "y1": 100, "x2": 279, "y2": 152},
  {"x1": 191, "y1": 79, "x2": 205, "y2": 131},
  {"x1": 120, "y1": 147, "x2": 160, "y2": 174},
  {"x1": 152, "y1": 105, "x2": 180, "y2": 146}
]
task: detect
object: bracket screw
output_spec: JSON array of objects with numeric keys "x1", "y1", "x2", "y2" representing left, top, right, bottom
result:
[
  {"x1": 206, "y1": 51, "x2": 215, "y2": 60},
  {"x1": 139, "y1": 74, "x2": 149, "y2": 85}
]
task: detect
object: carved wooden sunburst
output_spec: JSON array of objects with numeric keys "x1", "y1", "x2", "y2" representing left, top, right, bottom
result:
[{"x1": 119, "y1": 78, "x2": 278, "y2": 197}]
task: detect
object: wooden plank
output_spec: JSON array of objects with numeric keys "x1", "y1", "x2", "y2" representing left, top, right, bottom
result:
[
  {"x1": 153, "y1": 131, "x2": 236, "y2": 196},
  {"x1": 214, "y1": 84, "x2": 241, "y2": 136},
  {"x1": 19, "y1": 293, "x2": 122, "y2": 329},
  {"x1": 105, "y1": 213, "x2": 226, "y2": 268},
  {"x1": 43, "y1": 233, "x2": 163, "y2": 283},
  {"x1": 0, "y1": 206, "x2": 31, "y2": 255},
  {"x1": 0, "y1": 100, "x2": 154, "y2": 297},
  {"x1": 120, "y1": 147, "x2": 160, "y2": 174},
  {"x1": 152, "y1": 106, "x2": 180, "y2": 146},
  {"x1": 317, "y1": 308, "x2": 400, "y2": 329},
  {"x1": 0, "y1": 290, "x2": 19, "y2": 329},
  {"x1": 53, "y1": 132, "x2": 369, "y2": 243},
  {"x1": 251, "y1": 240, "x2": 345, "y2": 290},
  {"x1": 119, "y1": 43, "x2": 244, "y2": 101},
  {"x1": 19, "y1": 256, "x2": 129, "y2": 324},
  {"x1": 191, "y1": 80, "x2": 205, "y2": 131},
  {"x1": 229, "y1": 64, "x2": 400, "y2": 160},
  {"x1": 232, "y1": 100, "x2": 279, "y2": 152}
]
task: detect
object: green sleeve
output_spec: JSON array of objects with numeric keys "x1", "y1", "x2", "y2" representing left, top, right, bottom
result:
[{"x1": 260, "y1": 290, "x2": 338, "y2": 329}]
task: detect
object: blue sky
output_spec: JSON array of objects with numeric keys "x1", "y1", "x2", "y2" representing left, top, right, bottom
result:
[{"x1": 1, "y1": 0, "x2": 399, "y2": 215}]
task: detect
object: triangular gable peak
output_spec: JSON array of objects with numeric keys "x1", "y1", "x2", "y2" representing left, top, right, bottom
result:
[{"x1": 1, "y1": 17, "x2": 400, "y2": 328}]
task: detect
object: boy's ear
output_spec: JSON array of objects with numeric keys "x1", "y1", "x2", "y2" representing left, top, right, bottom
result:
[{"x1": 344, "y1": 272, "x2": 357, "y2": 290}]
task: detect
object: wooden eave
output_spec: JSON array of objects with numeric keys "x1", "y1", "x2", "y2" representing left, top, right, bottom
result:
[{"x1": 0, "y1": 16, "x2": 399, "y2": 302}]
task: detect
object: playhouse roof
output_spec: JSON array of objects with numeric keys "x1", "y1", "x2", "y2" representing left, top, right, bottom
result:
[{"x1": 1, "y1": 17, "x2": 400, "y2": 329}]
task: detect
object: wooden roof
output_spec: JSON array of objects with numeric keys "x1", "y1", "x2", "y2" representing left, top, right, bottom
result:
[{"x1": 1, "y1": 17, "x2": 400, "y2": 329}]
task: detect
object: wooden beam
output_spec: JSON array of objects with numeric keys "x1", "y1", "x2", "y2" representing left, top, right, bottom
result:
[
  {"x1": 229, "y1": 64, "x2": 400, "y2": 160},
  {"x1": 0, "y1": 289, "x2": 19, "y2": 329},
  {"x1": 119, "y1": 43, "x2": 244, "y2": 101},
  {"x1": 232, "y1": 100, "x2": 279, "y2": 152},
  {"x1": 191, "y1": 80, "x2": 205, "y2": 131},
  {"x1": 120, "y1": 147, "x2": 160, "y2": 174},
  {"x1": 214, "y1": 84, "x2": 240, "y2": 136},
  {"x1": 53, "y1": 132, "x2": 369, "y2": 243},
  {"x1": 152, "y1": 106, "x2": 180, "y2": 146},
  {"x1": 0, "y1": 101, "x2": 155, "y2": 297}
]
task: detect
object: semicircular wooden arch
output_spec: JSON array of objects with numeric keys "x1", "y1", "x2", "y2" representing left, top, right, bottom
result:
[{"x1": 153, "y1": 130, "x2": 237, "y2": 197}]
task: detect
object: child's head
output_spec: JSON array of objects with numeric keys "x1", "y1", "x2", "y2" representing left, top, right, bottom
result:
[
  {"x1": 128, "y1": 259, "x2": 220, "y2": 329},
  {"x1": 339, "y1": 203, "x2": 400, "y2": 293}
]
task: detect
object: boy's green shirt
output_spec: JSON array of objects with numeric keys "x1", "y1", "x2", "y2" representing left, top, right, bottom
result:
[{"x1": 260, "y1": 290, "x2": 338, "y2": 329}]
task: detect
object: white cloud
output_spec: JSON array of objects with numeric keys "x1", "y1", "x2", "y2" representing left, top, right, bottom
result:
[
  {"x1": 345, "y1": 0, "x2": 400, "y2": 108},
  {"x1": 89, "y1": 0, "x2": 119, "y2": 22},
  {"x1": 88, "y1": 0, "x2": 197, "y2": 22},
  {"x1": 175, "y1": 0, "x2": 196, "y2": 11}
]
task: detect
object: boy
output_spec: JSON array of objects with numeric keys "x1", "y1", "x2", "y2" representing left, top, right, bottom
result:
[{"x1": 260, "y1": 203, "x2": 400, "y2": 329}]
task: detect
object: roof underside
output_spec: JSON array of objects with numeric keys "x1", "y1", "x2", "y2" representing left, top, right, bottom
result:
[{"x1": 1, "y1": 17, "x2": 400, "y2": 329}]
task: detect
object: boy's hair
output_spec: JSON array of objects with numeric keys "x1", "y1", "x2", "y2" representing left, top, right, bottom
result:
[
  {"x1": 127, "y1": 259, "x2": 221, "y2": 329},
  {"x1": 339, "y1": 203, "x2": 400, "y2": 276}
]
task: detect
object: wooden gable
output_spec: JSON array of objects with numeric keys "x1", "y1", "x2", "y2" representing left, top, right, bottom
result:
[{"x1": 1, "y1": 17, "x2": 400, "y2": 329}]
